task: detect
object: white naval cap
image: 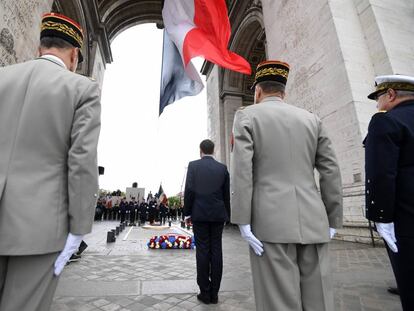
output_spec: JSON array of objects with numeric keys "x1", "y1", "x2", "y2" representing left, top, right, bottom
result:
[{"x1": 368, "y1": 74, "x2": 414, "y2": 100}]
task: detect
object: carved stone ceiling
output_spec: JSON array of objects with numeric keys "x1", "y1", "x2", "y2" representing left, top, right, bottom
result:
[{"x1": 98, "y1": 0, "x2": 163, "y2": 41}]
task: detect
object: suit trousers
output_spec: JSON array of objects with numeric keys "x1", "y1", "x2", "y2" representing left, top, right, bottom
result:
[
  {"x1": 0, "y1": 252, "x2": 60, "y2": 311},
  {"x1": 395, "y1": 237, "x2": 414, "y2": 311},
  {"x1": 250, "y1": 242, "x2": 333, "y2": 311},
  {"x1": 385, "y1": 241, "x2": 399, "y2": 286},
  {"x1": 192, "y1": 222, "x2": 224, "y2": 297}
]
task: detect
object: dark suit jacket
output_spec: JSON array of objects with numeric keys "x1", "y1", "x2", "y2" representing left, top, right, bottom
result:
[
  {"x1": 364, "y1": 100, "x2": 414, "y2": 237},
  {"x1": 184, "y1": 156, "x2": 230, "y2": 222}
]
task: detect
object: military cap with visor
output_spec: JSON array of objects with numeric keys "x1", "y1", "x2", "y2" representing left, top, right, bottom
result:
[
  {"x1": 367, "y1": 74, "x2": 414, "y2": 100},
  {"x1": 40, "y1": 12, "x2": 84, "y2": 63}
]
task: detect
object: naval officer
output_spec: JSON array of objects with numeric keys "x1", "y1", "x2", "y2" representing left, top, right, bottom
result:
[{"x1": 365, "y1": 74, "x2": 414, "y2": 311}]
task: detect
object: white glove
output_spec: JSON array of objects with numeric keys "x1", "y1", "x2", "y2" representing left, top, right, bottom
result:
[
  {"x1": 329, "y1": 228, "x2": 336, "y2": 239},
  {"x1": 54, "y1": 233, "x2": 84, "y2": 276},
  {"x1": 238, "y1": 224, "x2": 264, "y2": 256},
  {"x1": 376, "y1": 222, "x2": 398, "y2": 253}
]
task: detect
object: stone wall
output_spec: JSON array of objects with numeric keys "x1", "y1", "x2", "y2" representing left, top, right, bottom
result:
[
  {"x1": 0, "y1": 1, "x2": 53, "y2": 66},
  {"x1": 222, "y1": 95, "x2": 243, "y2": 165},
  {"x1": 234, "y1": 0, "x2": 414, "y2": 239},
  {"x1": 357, "y1": 0, "x2": 414, "y2": 76},
  {"x1": 206, "y1": 66, "x2": 226, "y2": 163},
  {"x1": 92, "y1": 44, "x2": 106, "y2": 87}
]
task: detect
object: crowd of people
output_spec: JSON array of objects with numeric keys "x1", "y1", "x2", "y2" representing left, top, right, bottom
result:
[{"x1": 95, "y1": 195, "x2": 185, "y2": 226}]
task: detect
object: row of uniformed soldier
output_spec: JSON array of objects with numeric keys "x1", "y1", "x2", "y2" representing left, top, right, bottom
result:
[{"x1": 95, "y1": 197, "x2": 184, "y2": 225}]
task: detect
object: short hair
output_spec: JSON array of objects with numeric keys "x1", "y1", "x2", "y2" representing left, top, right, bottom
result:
[
  {"x1": 396, "y1": 90, "x2": 414, "y2": 98},
  {"x1": 257, "y1": 81, "x2": 285, "y2": 94},
  {"x1": 200, "y1": 139, "x2": 214, "y2": 155},
  {"x1": 40, "y1": 36, "x2": 74, "y2": 50}
]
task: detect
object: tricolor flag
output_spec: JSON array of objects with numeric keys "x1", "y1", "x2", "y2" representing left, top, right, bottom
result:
[
  {"x1": 156, "y1": 184, "x2": 168, "y2": 204},
  {"x1": 159, "y1": 30, "x2": 204, "y2": 115},
  {"x1": 159, "y1": 0, "x2": 252, "y2": 114}
]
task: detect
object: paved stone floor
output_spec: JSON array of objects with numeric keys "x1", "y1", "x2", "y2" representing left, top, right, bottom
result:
[{"x1": 51, "y1": 221, "x2": 402, "y2": 311}]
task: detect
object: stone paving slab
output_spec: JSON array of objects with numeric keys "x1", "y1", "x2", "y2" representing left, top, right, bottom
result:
[
  {"x1": 56, "y1": 281, "x2": 140, "y2": 297},
  {"x1": 51, "y1": 221, "x2": 402, "y2": 311}
]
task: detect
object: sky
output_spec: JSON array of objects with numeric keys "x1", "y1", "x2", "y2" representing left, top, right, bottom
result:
[{"x1": 97, "y1": 24, "x2": 207, "y2": 197}]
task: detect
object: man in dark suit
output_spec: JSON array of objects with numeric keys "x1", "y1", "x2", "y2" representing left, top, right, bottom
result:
[
  {"x1": 184, "y1": 139, "x2": 230, "y2": 305},
  {"x1": 365, "y1": 74, "x2": 414, "y2": 311}
]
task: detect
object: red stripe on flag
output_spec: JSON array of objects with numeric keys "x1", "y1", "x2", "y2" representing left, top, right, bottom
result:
[{"x1": 182, "y1": 0, "x2": 251, "y2": 75}]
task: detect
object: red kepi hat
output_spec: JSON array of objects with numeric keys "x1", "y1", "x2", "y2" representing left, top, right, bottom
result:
[{"x1": 40, "y1": 12, "x2": 84, "y2": 63}]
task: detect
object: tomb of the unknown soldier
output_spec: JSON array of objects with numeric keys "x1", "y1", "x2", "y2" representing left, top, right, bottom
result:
[{"x1": 0, "y1": 0, "x2": 413, "y2": 310}]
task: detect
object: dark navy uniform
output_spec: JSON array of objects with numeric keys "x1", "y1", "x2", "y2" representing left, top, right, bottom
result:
[
  {"x1": 128, "y1": 201, "x2": 136, "y2": 225},
  {"x1": 159, "y1": 203, "x2": 168, "y2": 225},
  {"x1": 365, "y1": 99, "x2": 414, "y2": 310},
  {"x1": 139, "y1": 202, "x2": 148, "y2": 224},
  {"x1": 365, "y1": 101, "x2": 414, "y2": 236},
  {"x1": 119, "y1": 200, "x2": 127, "y2": 223}
]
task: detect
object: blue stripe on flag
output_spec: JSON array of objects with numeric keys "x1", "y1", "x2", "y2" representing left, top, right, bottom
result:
[{"x1": 159, "y1": 30, "x2": 204, "y2": 115}]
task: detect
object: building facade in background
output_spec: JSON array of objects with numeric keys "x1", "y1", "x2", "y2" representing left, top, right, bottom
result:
[{"x1": 1, "y1": 0, "x2": 413, "y2": 242}]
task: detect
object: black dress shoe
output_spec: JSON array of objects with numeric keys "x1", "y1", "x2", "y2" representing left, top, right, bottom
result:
[
  {"x1": 387, "y1": 286, "x2": 400, "y2": 295},
  {"x1": 197, "y1": 293, "x2": 210, "y2": 304},
  {"x1": 210, "y1": 295, "x2": 218, "y2": 304}
]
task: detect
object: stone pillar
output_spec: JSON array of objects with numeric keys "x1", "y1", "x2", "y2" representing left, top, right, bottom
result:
[
  {"x1": 206, "y1": 66, "x2": 226, "y2": 163},
  {"x1": 355, "y1": 0, "x2": 414, "y2": 76},
  {"x1": 0, "y1": 0, "x2": 54, "y2": 66},
  {"x1": 260, "y1": 0, "x2": 414, "y2": 240},
  {"x1": 223, "y1": 95, "x2": 243, "y2": 166},
  {"x1": 260, "y1": 0, "x2": 368, "y2": 233},
  {"x1": 91, "y1": 44, "x2": 105, "y2": 88}
]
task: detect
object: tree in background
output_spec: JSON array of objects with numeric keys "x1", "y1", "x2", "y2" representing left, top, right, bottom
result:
[{"x1": 168, "y1": 196, "x2": 181, "y2": 207}]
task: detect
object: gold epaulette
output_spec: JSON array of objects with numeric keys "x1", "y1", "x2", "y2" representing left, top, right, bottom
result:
[{"x1": 376, "y1": 110, "x2": 387, "y2": 114}]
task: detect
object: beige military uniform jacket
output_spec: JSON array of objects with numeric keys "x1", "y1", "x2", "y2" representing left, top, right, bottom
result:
[
  {"x1": 0, "y1": 57, "x2": 101, "y2": 255},
  {"x1": 231, "y1": 96, "x2": 342, "y2": 244}
]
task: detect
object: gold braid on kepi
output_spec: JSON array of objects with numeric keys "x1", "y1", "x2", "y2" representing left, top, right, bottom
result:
[
  {"x1": 40, "y1": 12, "x2": 84, "y2": 63},
  {"x1": 251, "y1": 60, "x2": 290, "y2": 89}
]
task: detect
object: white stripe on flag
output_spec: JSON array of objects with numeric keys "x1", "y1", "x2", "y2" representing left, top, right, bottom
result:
[{"x1": 162, "y1": 0, "x2": 195, "y2": 63}]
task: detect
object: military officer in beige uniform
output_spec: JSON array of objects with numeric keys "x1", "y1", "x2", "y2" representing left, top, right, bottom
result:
[
  {"x1": 0, "y1": 13, "x2": 100, "y2": 311},
  {"x1": 231, "y1": 60, "x2": 343, "y2": 311}
]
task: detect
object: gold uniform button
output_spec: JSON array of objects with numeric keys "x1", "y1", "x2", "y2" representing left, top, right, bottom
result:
[{"x1": 371, "y1": 201, "x2": 375, "y2": 204}]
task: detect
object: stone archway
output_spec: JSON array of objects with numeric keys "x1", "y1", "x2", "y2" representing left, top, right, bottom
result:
[
  {"x1": 50, "y1": 0, "x2": 163, "y2": 86},
  {"x1": 202, "y1": 1, "x2": 266, "y2": 165},
  {"x1": 1, "y1": 0, "x2": 414, "y2": 241}
]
